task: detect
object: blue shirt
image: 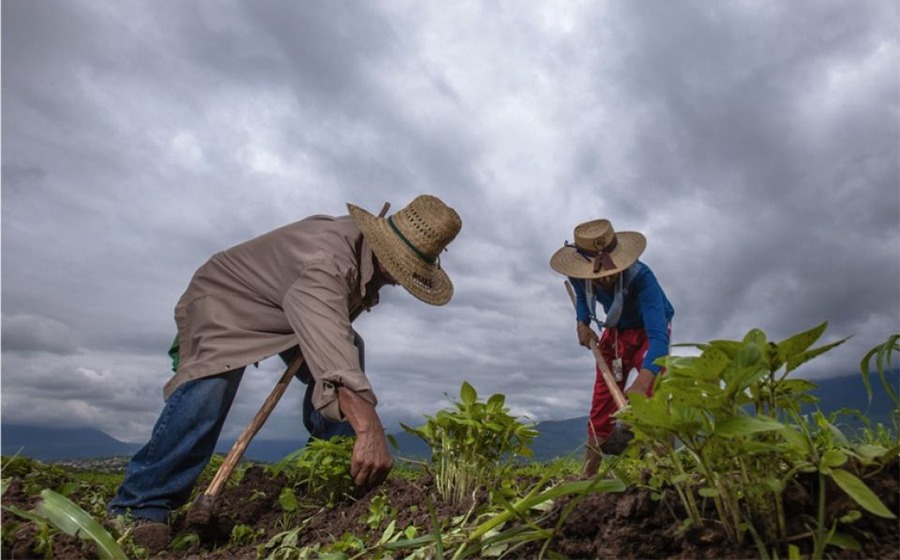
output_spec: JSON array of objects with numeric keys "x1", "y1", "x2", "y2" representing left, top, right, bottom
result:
[{"x1": 570, "y1": 260, "x2": 674, "y2": 375}]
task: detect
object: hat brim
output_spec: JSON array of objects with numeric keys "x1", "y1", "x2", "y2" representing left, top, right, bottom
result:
[
  {"x1": 549, "y1": 231, "x2": 646, "y2": 279},
  {"x1": 348, "y1": 203, "x2": 453, "y2": 306}
]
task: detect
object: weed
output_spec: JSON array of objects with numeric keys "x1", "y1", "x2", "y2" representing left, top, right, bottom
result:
[
  {"x1": 231, "y1": 523, "x2": 265, "y2": 546},
  {"x1": 269, "y1": 436, "x2": 356, "y2": 508},
  {"x1": 402, "y1": 381, "x2": 538, "y2": 504}
]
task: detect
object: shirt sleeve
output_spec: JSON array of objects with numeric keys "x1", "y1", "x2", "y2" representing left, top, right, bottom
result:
[
  {"x1": 282, "y1": 259, "x2": 377, "y2": 422},
  {"x1": 569, "y1": 278, "x2": 593, "y2": 325},
  {"x1": 635, "y1": 269, "x2": 670, "y2": 375}
]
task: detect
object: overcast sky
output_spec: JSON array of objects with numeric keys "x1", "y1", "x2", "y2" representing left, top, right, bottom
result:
[{"x1": 3, "y1": 1, "x2": 898, "y2": 446}]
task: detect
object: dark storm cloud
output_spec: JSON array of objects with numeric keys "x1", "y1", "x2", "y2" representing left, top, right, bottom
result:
[
  {"x1": 2, "y1": 1, "x2": 897, "y2": 441},
  {"x1": 564, "y1": 1, "x2": 900, "y2": 352},
  {"x1": 1, "y1": 315, "x2": 78, "y2": 355}
]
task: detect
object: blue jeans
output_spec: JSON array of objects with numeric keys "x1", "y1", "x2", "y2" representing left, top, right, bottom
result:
[{"x1": 108, "y1": 337, "x2": 361, "y2": 522}]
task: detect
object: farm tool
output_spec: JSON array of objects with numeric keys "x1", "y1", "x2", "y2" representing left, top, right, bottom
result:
[
  {"x1": 186, "y1": 354, "x2": 305, "y2": 526},
  {"x1": 564, "y1": 281, "x2": 633, "y2": 456}
]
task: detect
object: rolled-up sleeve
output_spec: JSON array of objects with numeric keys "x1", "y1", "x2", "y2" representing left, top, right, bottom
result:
[{"x1": 282, "y1": 259, "x2": 377, "y2": 422}]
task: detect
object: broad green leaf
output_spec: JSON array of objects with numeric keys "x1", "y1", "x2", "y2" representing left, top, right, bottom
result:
[
  {"x1": 743, "y1": 328, "x2": 769, "y2": 348},
  {"x1": 714, "y1": 415, "x2": 786, "y2": 438},
  {"x1": 487, "y1": 393, "x2": 505, "y2": 408},
  {"x1": 826, "y1": 531, "x2": 862, "y2": 551},
  {"x1": 723, "y1": 365, "x2": 767, "y2": 401},
  {"x1": 376, "y1": 520, "x2": 398, "y2": 546},
  {"x1": 698, "y1": 487, "x2": 719, "y2": 498},
  {"x1": 35, "y1": 489, "x2": 128, "y2": 560},
  {"x1": 776, "y1": 378, "x2": 819, "y2": 396},
  {"x1": 776, "y1": 322, "x2": 827, "y2": 364},
  {"x1": 706, "y1": 339, "x2": 743, "y2": 359},
  {"x1": 821, "y1": 449, "x2": 848, "y2": 468},
  {"x1": 687, "y1": 348, "x2": 730, "y2": 381},
  {"x1": 830, "y1": 468, "x2": 897, "y2": 519},
  {"x1": 785, "y1": 337, "x2": 849, "y2": 374},
  {"x1": 460, "y1": 381, "x2": 477, "y2": 405},
  {"x1": 855, "y1": 444, "x2": 889, "y2": 460},
  {"x1": 279, "y1": 487, "x2": 298, "y2": 512},
  {"x1": 780, "y1": 426, "x2": 812, "y2": 454}
]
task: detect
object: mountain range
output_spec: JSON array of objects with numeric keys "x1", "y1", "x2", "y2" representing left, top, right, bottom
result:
[{"x1": 2, "y1": 373, "x2": 895, "y2": 463}]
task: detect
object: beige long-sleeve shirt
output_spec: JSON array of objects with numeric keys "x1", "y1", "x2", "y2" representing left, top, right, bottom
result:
[{"x1": 164, "y1": 214, "x2": 380, "y2": 421}]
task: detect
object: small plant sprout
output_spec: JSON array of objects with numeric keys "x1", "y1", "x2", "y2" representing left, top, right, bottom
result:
[{"x1": 402, "y1": 381, "x2": 538, "y2": 504}]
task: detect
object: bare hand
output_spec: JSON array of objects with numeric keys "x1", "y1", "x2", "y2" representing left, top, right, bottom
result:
[
  {"x1": 350, "y1": 430, "x2": 393, "y2": 488},
  {"x1": 337, "y1": 386, "x2": 393, "y2": 487},
  {"x1": 625, "y1": 368, "x2": 655, "y2": 401},
  {"x1": 576, "y1": 322, "x2": 598, "y2": 348}
]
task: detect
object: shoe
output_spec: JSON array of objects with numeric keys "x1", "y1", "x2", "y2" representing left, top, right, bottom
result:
[{"x1": 130, "y1": 518, "x2": 172, "y2": 554}]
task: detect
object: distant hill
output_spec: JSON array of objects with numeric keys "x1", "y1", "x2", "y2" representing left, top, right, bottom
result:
[
  {"x1": 803, "y1": 373, "x2": 897, "y2": 431},
  {"x1": 2, "y1": 373, "x2": 895, "y2": 463},
  {"x1": 0, "y1": 420, "x2": 578, "y2": 463},
  {"x1": 1, "y1": 425, "x2": 143, "y2": 461},
  {"x1": 0, "y1": 424, "x2": 306, "y2": 463}
]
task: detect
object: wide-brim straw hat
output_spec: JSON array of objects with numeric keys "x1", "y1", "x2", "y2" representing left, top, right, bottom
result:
[
  {"x1": 348, "y1": 195, "x2": 462, "y2": 306},
  {"x1": 549, "y1": 219, "x2": 646, "y2": 279}
]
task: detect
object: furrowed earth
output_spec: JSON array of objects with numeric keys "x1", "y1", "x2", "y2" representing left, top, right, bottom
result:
[{"x1": 2, "y1": 458, "x2": 898, "y2": 559}]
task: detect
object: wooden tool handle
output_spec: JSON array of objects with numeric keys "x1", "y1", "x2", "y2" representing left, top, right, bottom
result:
[
  {"x1": 564, "y1": 281, "x2": 629, "y2": 410},
  {"x1": 203, "y1": 355, "x2": 304, "y2": 498}
]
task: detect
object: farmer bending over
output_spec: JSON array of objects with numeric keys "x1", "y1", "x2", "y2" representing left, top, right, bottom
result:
[
  {"x1": 108, "y1": 195, "x2": 462, "y2": 547},
  {"x1": 550, "y1": 219, "x2": 673, "y2": 476}
]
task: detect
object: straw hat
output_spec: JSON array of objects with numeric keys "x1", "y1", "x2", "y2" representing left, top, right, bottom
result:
[
  {"x1": 348, "y1": 195, "x2": 462, "y2": 306},
  {"x1": 549, "y1": 219, "x2": 646, "y2": 279}
]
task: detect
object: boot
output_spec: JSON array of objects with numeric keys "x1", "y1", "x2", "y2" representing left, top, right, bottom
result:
[{"x1": 130, "y1": 518, "x2": 171, "y2": 554}]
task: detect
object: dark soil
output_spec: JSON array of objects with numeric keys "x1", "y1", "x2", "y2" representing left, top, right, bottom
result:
[{"x1": 3, "y1": 460, "x2": 899, "y2": 559}]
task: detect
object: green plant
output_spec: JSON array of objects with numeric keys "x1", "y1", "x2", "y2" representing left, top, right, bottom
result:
[
  {"x1": 258, "y1": 525, "x2": 305, "y2": 560},
  {"x1": 364, "y1": 492, "x2": 396, "y2": 530},
  {"x1": 170, "y1": 532, "x2": 200, "y2": 550},
  {"x1": 1, "y1": 456, "x2": 73, "y2": 498},
  {"x1": 782, "y1": 410, "x2": 896, "y2": 558},
  {"x1": 276, "y1": 486, "x2": 301, "y2": 529},
  {"x1": 859, "y1": 333, "x2": 900, "y2": 439},
  {"x1": 402, "y1": 381, "x2": 538, "y2": 504},
  {"x1": 269, "y1": 436, "x2": 356, "y2": 508},
  {"x1": 451, "y1": 476, "x2": 626, "y2": 559},
  {"x1": 231, "y1": 523, "x2": 265, "y2": 546},
  {"x1": 2, "y1": 484, "x2": 127, "y2": 560},
  {"x1": 621, "y1": 322, "x2": 897, "y2": 557},
  {"x1": 859, "y1": 333, "x2": 900, "y2": 406}
]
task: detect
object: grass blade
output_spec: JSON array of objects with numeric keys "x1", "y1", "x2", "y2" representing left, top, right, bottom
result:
[{"x1": 35, "y1": 489, "x2": 128, "y2": 560}]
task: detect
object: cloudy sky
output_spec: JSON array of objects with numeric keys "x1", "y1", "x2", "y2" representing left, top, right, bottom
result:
[{"x1": 3, "y1": 1, "x2": 898, "y2": 446}]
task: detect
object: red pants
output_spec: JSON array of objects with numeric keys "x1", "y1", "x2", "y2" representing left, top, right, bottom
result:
[{"x1": 588, "y1": 327, "x2": 664, "y2": 439}]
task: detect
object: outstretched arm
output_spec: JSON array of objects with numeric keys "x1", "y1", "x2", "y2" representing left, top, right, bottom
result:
[{"x1": 337, "y1": 386, "x2": 393, "y2": 487}]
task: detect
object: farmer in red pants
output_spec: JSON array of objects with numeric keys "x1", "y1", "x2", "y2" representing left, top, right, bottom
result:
[{"x1": 550, "y1": 219, "x2": 674, "y2": 475}]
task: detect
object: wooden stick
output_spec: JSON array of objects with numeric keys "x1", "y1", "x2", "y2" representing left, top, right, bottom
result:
[
  {"x1": 202, "y1": 355, "x2": 304, "y2": 500},
  {"x1": 564, "y1": 281, "x2": 628, "y2": 410}
]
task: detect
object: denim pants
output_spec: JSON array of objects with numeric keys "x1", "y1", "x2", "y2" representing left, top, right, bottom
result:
[{"x1": 108, "y1": 336, "x2": 361, "y2": 522}]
